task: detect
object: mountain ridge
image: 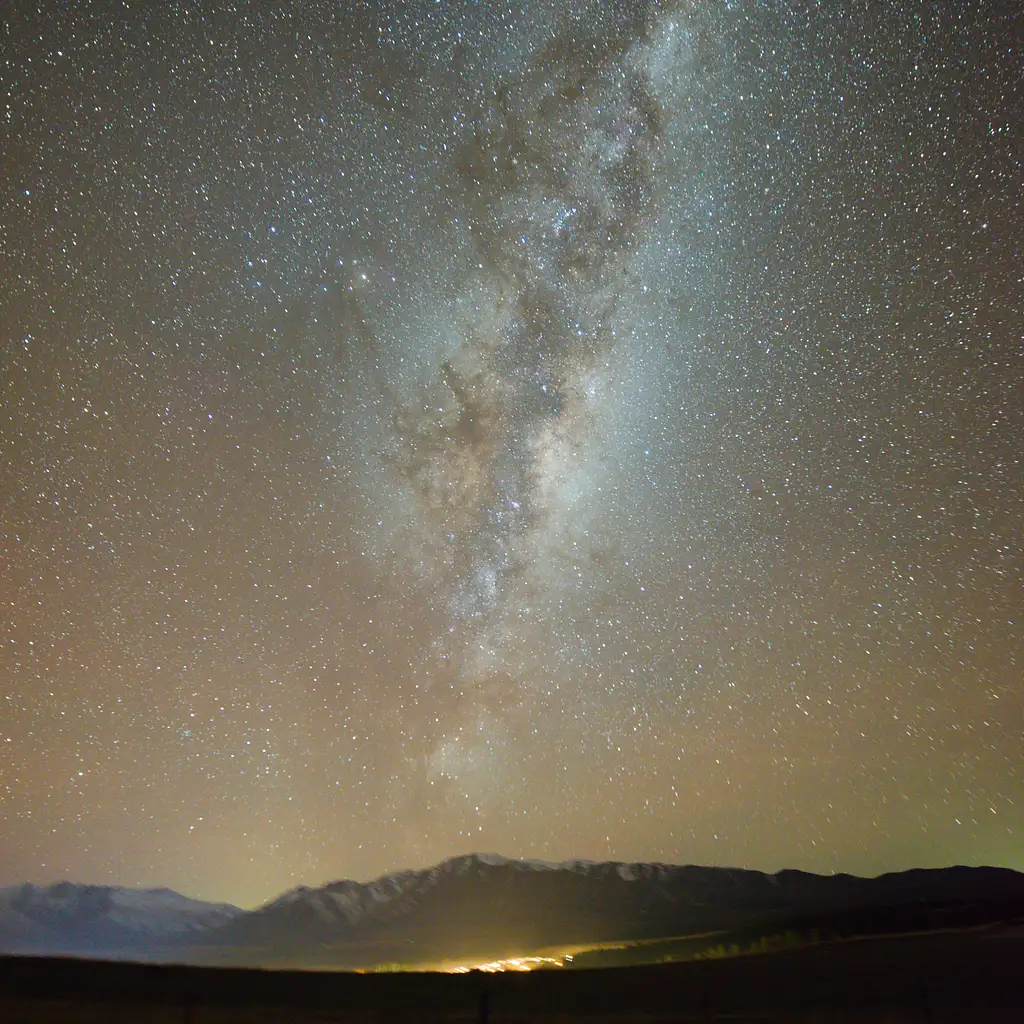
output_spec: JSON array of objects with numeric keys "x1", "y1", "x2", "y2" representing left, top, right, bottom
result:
[
  {"x1": 0, "y1": 881, "x2": 242, "y2": 954},
  {"x1": 3, "y1": 855, "x2": 1022, "y2": 966}
]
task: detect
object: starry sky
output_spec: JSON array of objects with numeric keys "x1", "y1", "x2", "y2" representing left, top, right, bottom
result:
[{"x1": 1, "y1": 0, "x2": 1021, "y2": 909}]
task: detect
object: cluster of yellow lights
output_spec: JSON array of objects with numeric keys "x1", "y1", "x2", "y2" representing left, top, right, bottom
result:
[{"x1": 449, "y1": 955, "x2": 565, "y2": 974}]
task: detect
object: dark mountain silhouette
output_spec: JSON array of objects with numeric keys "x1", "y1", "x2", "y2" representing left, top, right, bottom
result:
[{"x1": 3, "y1": 854, "x2": 1023, "y2": 967}]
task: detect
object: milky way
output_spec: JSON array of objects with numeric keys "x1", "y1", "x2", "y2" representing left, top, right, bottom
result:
[
  {"x1": 379, "y1": 8, "x2": 687, "y2": 797},
  {"x1": 2, "y1": 0, "x2": 1021, "y2": 907}
]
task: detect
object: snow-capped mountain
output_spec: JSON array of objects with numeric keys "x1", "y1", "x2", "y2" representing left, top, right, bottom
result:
[
  {"x1": 194, "y1": 855, "x2": 1024, "y2": 967},
  {"x1": 3, "y1": 856, "x2": 1023, "y2": 965},
  {"x1": 0, "y1": 882, "x2": 241, "y2": 955}
]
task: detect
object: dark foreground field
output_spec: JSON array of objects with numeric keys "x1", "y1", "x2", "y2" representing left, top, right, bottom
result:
[{"x1": 2, "y1": 925, "x2": 1021, "y2": 1022}]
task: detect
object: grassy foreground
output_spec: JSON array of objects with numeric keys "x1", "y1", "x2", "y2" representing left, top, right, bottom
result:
[{"x1": 1, "y1": 924, "x2": 1021, "y2": 1022}]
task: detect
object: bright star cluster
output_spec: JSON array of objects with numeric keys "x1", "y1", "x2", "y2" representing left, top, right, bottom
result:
[{"x1": 1, "y1": 1, "x2": 1021, "y2": 908}]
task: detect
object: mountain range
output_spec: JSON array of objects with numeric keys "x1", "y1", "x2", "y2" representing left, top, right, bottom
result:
[{"x1": 3, "y1": 854, "x2": 1023, "y2": 968}]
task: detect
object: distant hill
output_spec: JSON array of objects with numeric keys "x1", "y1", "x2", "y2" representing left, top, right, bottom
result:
[
  {"x1": 0, "y1": 882, "x2": 241, "y2": 956},
  {"x1": 4, "y1": 855, "x2": 1023, "y2": 967}
]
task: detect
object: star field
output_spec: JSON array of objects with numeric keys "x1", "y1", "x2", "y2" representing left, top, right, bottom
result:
[{"x1": 1, "y1": 0, "x2": 1021, "y2": 908}]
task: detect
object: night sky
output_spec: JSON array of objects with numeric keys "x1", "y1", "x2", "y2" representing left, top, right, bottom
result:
[{"x1": 2, "y1": 1, "x2": 1021, "y2": 909}]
